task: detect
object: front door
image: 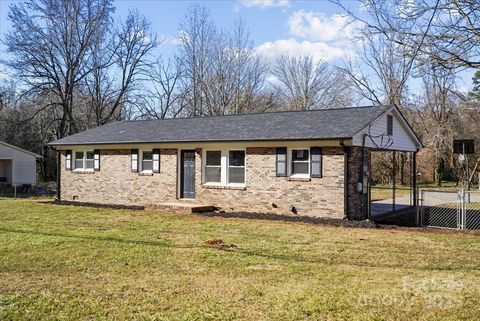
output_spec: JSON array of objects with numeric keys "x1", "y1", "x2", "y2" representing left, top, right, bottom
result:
[{"x1": 180, "y1": 150, "x2": 195, "y2": 199}]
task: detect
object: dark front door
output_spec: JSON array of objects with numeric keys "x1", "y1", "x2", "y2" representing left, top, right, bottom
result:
[{"x1": 181, "y1": 150, "x2": 195, "y2": 199}]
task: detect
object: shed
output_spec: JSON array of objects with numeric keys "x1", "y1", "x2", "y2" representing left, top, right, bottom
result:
[{"x1": 0, "y1": 141, "x2": 42, "y2": 187}]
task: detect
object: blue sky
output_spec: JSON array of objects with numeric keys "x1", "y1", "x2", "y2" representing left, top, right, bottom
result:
[
  {"x1": 0, "y1": 0, "x2": 475, "y2": 92},
  {"x1": 0, "y1": 0, "x2": 364, "y2": 67}
]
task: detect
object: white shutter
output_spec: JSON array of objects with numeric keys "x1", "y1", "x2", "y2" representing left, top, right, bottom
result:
[
  {"x1": 131, "y1": 149, "x2": 139, "y2": 172},
  {"x1": 152, "y1": 149, "x2": 160, "y2": 173},
  {"x1": 65, "y1": 150, "x2": 72, "y2": 171},
  {"x1": 94, "y1": 150, "x2": 100, "y2": 171}
]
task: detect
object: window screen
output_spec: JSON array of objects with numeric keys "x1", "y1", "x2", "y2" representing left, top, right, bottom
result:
[
  {"x1": 142, "y1": 151, "x2": 153, "y2": 171},
  {"x1": 228, "y1": 151, "x2": 245, "y2": 184},
  {"x1": 75, "y1": 151, "x2": 84, "y2": 169},
  {"x1": 205, "y1": 151, "x2": 221, "y2": 183},
  {"x1": 292, "y1": 149, "x2": 309, "y2": 175},
  {"x1": 86, "y1": 151, "x2": 95, "y2": 169}
]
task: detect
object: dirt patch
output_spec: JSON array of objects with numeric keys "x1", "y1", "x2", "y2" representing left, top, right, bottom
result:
[{"x1": 205, "y1": 239, "x2": 238, "y2": 250}]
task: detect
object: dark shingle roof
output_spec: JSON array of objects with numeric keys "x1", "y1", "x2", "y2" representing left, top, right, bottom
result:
[{"x1": 48, "y1": 106, "x2": 390, "y2": 146}]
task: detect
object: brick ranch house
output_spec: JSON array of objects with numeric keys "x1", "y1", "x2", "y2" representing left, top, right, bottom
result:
[{"x1": 48, "y1": 105, "x2": 422, "y2": 220}]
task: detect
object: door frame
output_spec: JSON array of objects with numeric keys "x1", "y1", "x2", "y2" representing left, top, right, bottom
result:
[{"x1": 178, "y1": 149, "x2": 196, "y2": 199}]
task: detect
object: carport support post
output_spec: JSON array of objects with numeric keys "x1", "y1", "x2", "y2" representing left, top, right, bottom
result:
[
  {"x1": 392, "y1": 151, "x2": 396, "y2": 212},
  {"x1": 412, "y1": 152, "x2": 417, "y2": 208},
  {"x1": 413, "y1": 151, "x2": 419, "y2": 226}
]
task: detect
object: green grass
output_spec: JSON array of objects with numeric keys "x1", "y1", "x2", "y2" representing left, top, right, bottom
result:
[{"x1": 1, "y1": 199, "x2": 480, "y2": 320}]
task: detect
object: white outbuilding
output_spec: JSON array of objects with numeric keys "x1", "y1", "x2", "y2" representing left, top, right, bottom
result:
[{"x1": 0, "y1": 141, "x2": 41, "y2": 187}]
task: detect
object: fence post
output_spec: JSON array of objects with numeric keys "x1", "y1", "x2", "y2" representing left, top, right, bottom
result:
[{"x1": 416, "y1": 189, "x2": 421, "y2": 226}]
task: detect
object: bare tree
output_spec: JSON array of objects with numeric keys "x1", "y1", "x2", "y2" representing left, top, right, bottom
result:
[
  {"x1": 273, "y1": 55, "x2": 347, "y2": 110},
  {"x1": 201, "y1": 21, "x2": 267, "y2": 116},
  {"x1": 340, "y1": 33, "x2": 411, "y2": 108},
  {"x1": 408, "y1": 65, "x2": 461, "y2": 185},
  {"x1": 177, "y1": 4, "x2": 216, "y2": 117},
  {"x1": 137, "y1": 58, "x2": 186, "y2": 119},
  {"x1": 201, "y1": 30, "x2": 236, "y2": 115},
  {"x1": 3, "y1": 0, "x2": 115, "y2": 138},
  {"x1": 85, "y1": 10, "x2": 158, "y2": 126},
  {"x1": 335, "y1": 0, "x2": 480, "y2": 70},
  {"x1": 229, "y1": 20, "x2": 267, "y2": 114}
]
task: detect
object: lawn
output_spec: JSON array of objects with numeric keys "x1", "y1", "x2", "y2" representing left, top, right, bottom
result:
[{"x1": 1, "y1": 199, "x2": 480, "y2": 320}]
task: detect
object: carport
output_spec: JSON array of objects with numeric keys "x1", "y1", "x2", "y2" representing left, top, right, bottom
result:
[
  {"x1": 0, "y1": 159, "x2": 13, "y2": 185},
  {"x1": 368, "y1": 150, "x2": 417, "y2": 217},
  {"x1": 352, "y1": 108, "x2": 422, "y2": 220}
]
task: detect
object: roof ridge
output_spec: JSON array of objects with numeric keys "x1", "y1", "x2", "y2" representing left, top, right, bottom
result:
[{"x1": 123, "y1": 105, "x2": 390, "y2": 123}]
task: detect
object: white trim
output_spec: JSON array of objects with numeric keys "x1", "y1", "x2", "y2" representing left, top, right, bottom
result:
[
  {"x1": 52, "y1": 139, "x2": 350, "y2": 151},
  {"x1": 227, "y1": 149, "x2": 246, "y2": 185},
  {"x1": 202, "y1": 148, "x2": 246, "y2": 187},
  {"x1": 73, "y1": 150, "x2": 95, "y2": 170},
  {"x1": 204, "y1": 150, "x2": 222, "y2": 184},
  {"x1": 288, "y1": 148, "x2": 310, "y2": 178},
  {"x1": 351, "y1": 106, "x2": 422, "y2": 151},
  {"x1": 140, "y1": 149, "x2": 153, "y2": 173}
]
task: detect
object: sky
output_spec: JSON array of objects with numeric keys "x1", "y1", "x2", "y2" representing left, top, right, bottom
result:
[{"x1": 0, "y1": 0, "x2": 475, "y2": 92}]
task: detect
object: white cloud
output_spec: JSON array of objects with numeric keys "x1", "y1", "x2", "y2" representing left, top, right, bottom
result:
[
  {"x1": 256, "y1": 38, "x2": 351, "y2": 62},
  {"x1": 240, "y1": 0, "x2": 289, "y2": 9},
  {"x1": 255, "y1": 10, "x2": 362, "y2": 63},
  {"x1": 288, "y1": 10, "x2": 361, "y2": 42}
]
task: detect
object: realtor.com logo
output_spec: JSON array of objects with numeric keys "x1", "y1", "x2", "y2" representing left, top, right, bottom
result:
[{"x1": 358, "y1": 276, "x2": 464, "y2": 310}]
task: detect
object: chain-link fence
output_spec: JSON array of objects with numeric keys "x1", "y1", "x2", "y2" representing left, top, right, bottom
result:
[
  {"x1": 464, "y1": 191, "x2": 480, "y2": 230},
  {"x1": 420, "y1": 190, "x2": 459, "y2": 229},
  {"x1": 420, "y1": 190, "x2": 480, "y2": 230},
  {"x1": 0, "y1": 182, "x2": 56, "y2": 198}
]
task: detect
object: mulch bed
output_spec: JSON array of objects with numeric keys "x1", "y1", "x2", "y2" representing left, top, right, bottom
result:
[{"x1": 198, "y1": 211, "x2": 378, "y2": 228}]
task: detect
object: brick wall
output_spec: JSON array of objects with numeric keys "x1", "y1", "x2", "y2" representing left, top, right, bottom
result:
[
  {"x1": 346, "y1": 146, "x2": 370, "y2": 220},
  {"x1": 196, "y1": 147, "x2": 345, "y2": 218},
  {"x1": 60, "y1": 146, "x2": 369, "y2": 219},
  {"x1": 61, "y1": 149, "x2": 178, "y2": 205}
]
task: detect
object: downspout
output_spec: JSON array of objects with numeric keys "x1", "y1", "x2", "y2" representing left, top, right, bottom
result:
[
  {"x1": 340, "y1": 139, "x2": 349, "y2": 220},
  {"x1": 360, "y1": 134, "x2": 368, "y2": 219},
  {"x1": 55, "y1": 148, "x2": 61, "y2": 201}
]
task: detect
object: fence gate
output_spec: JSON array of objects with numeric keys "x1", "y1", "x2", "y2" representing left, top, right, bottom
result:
[
  {"x1": 464, "y1": 191, "x2": 480, "y2": 230},
  {"x1": 420, "y1": 190, "x2": 480, "y2": 230}
]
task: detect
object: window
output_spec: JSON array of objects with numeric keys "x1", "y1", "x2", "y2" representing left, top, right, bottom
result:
[
  {"x1": 203, "y1": 149, "x2": 246, "y2": 186},
  {"x1": 86, "y1": 151, "x2": 94, "y2": 169},
  {"x1": 205, "y1": 151, "x2": 221, "y2": 183},
  {"x1": 74, "y1": 151, "x2": 94, "y2": 170},
  {"x1": 142, "y1": 151, "x2": 153, "y2": 171},
  {"x1": 228, "y1": 150, "x2": 245, "y2": 184},
  {"x1": 75, "y1": 151, "x2": 84, "y2": 169},
  {"x1": 387, "y1": 115, "x2": 393, "y2": 136},
  {"x1": 291, "y1": 149, "x2": 309, "y2": 175}
]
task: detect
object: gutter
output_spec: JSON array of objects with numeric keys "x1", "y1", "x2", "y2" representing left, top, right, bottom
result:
[{"x1": 47, "y1": 136, "x2": 354, "y2": 147}]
